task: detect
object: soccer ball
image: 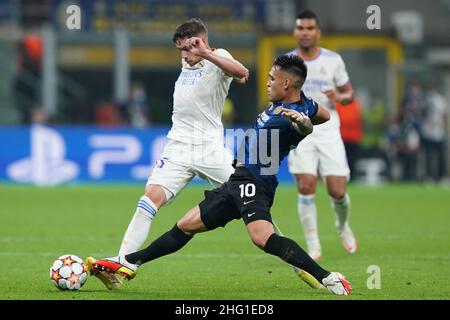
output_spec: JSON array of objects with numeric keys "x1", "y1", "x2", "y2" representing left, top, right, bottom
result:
[{"x1": 50, "y1": 254, "x2": 87, "y2": 290}]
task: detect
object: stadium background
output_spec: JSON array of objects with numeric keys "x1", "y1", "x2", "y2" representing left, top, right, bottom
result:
[
  {"x1": 0, "y1": 0, "x2": 449, "y2": 301},
  {"x1": 1, "y1": 0, "x2": 449, "y2": 185}
]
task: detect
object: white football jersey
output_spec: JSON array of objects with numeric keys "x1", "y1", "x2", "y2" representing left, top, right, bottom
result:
[
  {"x1": 167, "y1": 48, "x2": 234, "y2": 144},
  {"x1": 288, "y1": 47, "x2": 350, "y2": 135}
]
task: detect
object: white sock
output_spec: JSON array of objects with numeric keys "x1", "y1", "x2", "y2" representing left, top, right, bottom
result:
[
  {"x1": 297, "y1": 193, "x2": 320, "y2": 250},
  {"x1": 331, "y1": 193, "x2": 351, "y2": 232},
  {"x1": 119, "y1": 196, "x2": 157, "y2": 256}
]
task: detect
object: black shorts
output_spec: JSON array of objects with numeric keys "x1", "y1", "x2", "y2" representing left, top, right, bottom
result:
[{"x1": 199, "y1": 167, "x2": 275, "y2": 230}]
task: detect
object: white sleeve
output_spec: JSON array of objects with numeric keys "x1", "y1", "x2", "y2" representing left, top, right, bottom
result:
[
  {"x1": 214, "y1": 48, "x2": 233, "y2": 60},
  {"x1": 334, "y1": 54, "x2": 350, "y2": 88},
  {"x1": 213, "y1": 48, "x2": 235, "y2": 78}
]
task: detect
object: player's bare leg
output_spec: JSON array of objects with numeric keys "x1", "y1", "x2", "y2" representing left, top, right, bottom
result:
[
  {"x1": 326, "y1": 176, "x2": 357, "y2": 254},
  {"x1": 294, "y1": 173, "x2": 321, "y2": 260},
  {"x1": 247, "y1": 219, "x2": 350, "y2": 295},
  {"x1": 123, "y1": 205, "x2": 207, "y2": 265},
  {"x1": 176, "y1": 205, "x2": 209, "y2": 235}
]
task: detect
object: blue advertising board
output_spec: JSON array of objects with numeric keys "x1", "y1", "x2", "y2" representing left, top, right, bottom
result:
[{"x1": 0, "y1": 125, "x2": 294, "y2": 186}]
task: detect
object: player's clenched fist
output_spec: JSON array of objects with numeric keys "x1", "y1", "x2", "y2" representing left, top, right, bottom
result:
[
  {"x1": 186, "y1": 37, "x2": 209, "y2": 57},
  {"x1": 281, "y1": 108, "x2": 306, "y2": 122},
  {"x1": 281, "y1": 108, "x2": 313, "y2": 135}
]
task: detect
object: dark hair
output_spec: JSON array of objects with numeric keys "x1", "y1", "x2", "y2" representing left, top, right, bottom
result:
[
  {"x1": 273, "y1": 55, "x2": 307, "y2": 88},
  {"x1": 172, "y1": 18, "x2": 208, "y2": 43},
  {"x1": 296, "y1": 10, "x2": 320, "y2": 27}
]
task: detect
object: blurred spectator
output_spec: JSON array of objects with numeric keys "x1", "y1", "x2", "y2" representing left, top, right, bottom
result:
[
  {"x1": 402, "y1": 79, "x2": 425, "y2": 129},
  {"x1": 336, "y1": 97, "x2": 363, "y2": 180},
  {"x1": 396, "y1": 110, "x2": 421, "y2": 181},
  {"x1": 13, "y1": 75, "x2": 37, "y2": 124},
  {"x1": 124, "y1": 82, "x2": 150, "y2": 128},
  {"x1": 13, "y1": 34, "x2": 42, "y2": 124},
  {"x1": 421, "y1": 86, "x2": 448, "y2": 182},
  {"x1": 22, "y1": 34, "x2": 42, "y2": 69},
  {"x1": 94, "y1": 101, "x2": 121, "y2": 126},
  {"x1": 385, "y1": 114, "x2": 402, "y2": 181},
  {"x1": 31, "y1": 105, "x2": 48, "y2": 124}
]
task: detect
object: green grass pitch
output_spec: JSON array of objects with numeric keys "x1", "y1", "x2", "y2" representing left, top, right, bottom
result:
[{"x1": 0, "y1": 183, "x2": 449, "y2": 300}]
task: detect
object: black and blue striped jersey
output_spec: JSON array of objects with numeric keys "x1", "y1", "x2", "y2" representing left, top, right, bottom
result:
[{"x1": 234, "y1": 91, "x2": 319, "y2": 193}]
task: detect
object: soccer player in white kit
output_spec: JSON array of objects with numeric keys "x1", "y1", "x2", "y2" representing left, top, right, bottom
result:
[
  {"x1": 89, "y1": 18, "x2": 249, "y2": 272},
  {"x1": 287, "y1": 10, "x2": 357, "y2": 260}
]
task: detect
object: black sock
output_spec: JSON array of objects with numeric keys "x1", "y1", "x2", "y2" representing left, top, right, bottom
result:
[
  {"x1": 125, "y1": 224, "x2": 193, "y2": 265},
  {"x1": 264, "y1": 233, "x2": 329, "y2": 282}
]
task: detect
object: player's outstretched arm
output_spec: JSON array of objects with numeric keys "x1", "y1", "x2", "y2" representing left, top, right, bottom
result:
[
  {"x1": 186, "y1": 37, "x2": 249, "y2": 82},
  {"x1": 205, "y1": 52, "x2": 249, "y2": 82},
  {"x1": 232, "y1": 75, "x2": 248, "y2": 84},
  {"x1": 323, "y1": 82, "x2": 354, "y2": 106},
  {"x1": 281, "y1": 108, "x2": 313, "y2": 135},
  {"x1": 311, "y1": 104, "x2": 330, "y2": 125}
]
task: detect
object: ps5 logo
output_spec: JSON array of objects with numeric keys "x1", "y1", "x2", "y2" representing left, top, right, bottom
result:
[
  {"x1": 5, "y1": 126, "x2": 168, "y2": 185},
  {"x1": 7, "y1": 125, "x2": 79, "y2": 186}
]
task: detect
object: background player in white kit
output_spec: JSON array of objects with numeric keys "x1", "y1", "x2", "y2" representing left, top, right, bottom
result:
[
  {"x1": 91, "y1": 18, "x2": 249, "y2": 268},
  {"x1": 287, "y1": 10, "x2": 357, "y2": 260}
]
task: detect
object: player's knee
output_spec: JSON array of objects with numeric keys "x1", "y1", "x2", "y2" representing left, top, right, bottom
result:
[
  {"x1": 176, "y1": 219, "x2": 196, "y2": 237},
  {"x1": 247, "y1": 220, "x2": 274, "y2": 249},
  {"x1": 296, "y1": 175, "x2": 316, "y2": 195},
  {"x1": 250, "y1": 234, "x2": 267, "y2": 249},
  {"x1": 249, "y1": 229, "x2": 272, "y2": 249},
  {"x1": 143, "y1": 184, "x2": 167, "y2": 209},
  {"x1": 327, "y1": 187, "x2": 346, "y2": 199},
  {"x1": 177, "y1": 206, "x2": 205, "y2": 236},
  {"x1": 298, "y1": 182, "x2": 315, "y2": 195},
  {"x1": 326, "y1": 177, "x2": 347, "y2": 199}
]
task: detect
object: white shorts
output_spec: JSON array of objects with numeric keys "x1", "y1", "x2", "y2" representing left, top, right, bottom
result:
[
  {"x1": 147, "y1": 139, "x2": 234, "y2": 200},
  {"x1": 288, "y1": 132, "x2": 350, "y2": 178}
]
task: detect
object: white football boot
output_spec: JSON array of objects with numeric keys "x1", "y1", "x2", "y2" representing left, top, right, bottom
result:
[
  {"x1": 338, "y1": 223, "x2": 358, "y2": 254},
  {"x1": 322, "y1": 272, "x2": 351, "y2": 295}
]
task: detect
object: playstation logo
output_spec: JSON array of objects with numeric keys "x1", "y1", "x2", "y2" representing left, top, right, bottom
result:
[{"x1": 7, "y1": 125, "x2": 79, "y2": 186}]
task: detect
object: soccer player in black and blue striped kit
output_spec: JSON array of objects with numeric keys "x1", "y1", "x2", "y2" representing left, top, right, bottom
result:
[{"x1": 88, "y1": 55, "x2": 351, "y2": 295}]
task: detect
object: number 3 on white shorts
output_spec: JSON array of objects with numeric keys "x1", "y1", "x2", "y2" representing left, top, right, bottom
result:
[{"x1": 239, "y1": 183, "x2": 256, "y2": 198}]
